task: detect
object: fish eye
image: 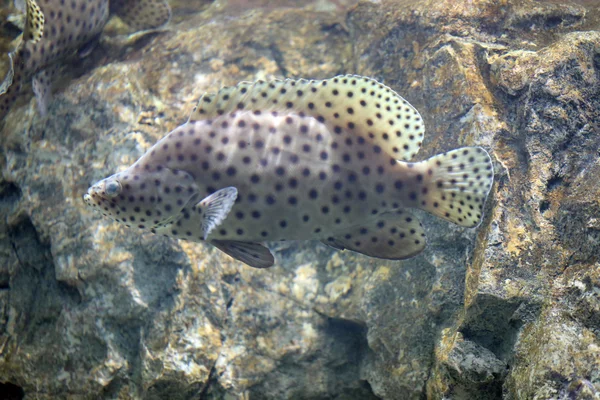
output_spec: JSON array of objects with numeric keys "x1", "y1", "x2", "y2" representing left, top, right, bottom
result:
[{"x1": 105, "y1": 180, "x2": 122, "y2": 197}]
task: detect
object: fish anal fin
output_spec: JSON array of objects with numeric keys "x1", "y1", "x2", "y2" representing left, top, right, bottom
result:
[
  {"x1": 322, "y1": 210, "x2": 427, "y2": 260},
  {"x1": 212, "y1": 240, "x2": 274, "y2": 269},
  {"x1": 24, "y1": 0, "x2": 44, "y2": 43},
  {"x1": 194, "y1": 187, "x2": 238, "y2": 240},
  {"x1": 110, "y1": 0, "x2": 171, "y2": 31},
  {"x1": 187, "y1": 75, "x2": 424, "y2": 161},
  {"x1": 414, "y1": 146, "x2": 494, "y2": 227}
]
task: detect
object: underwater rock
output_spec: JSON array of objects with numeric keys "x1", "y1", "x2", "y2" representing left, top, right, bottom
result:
[{"x1": 0, "y1": 0, "x2": 599, "y2": 399}]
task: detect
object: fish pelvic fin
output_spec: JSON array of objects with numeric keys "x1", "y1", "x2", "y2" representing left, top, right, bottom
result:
[
  {"x1": 211, "y1": 240, "x2": 274, "y2": 269},
  {"x1": 189, "y1": 75, "x2": 425, "y2": 161},
  {"x1": 413, "y1": 146, "x2": 494, "y2": 227},
  {"x1": 32, "y1": 66, "x2": 58, "y2": 116},
  {"x1": 322, "y1": 210, "x2": 427, "y2": 260}
]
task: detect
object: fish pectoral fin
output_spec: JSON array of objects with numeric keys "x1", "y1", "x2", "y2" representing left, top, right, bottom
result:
[
  {"x1": 321, "y1": 210, "x2": 427, "y2": 260},
  {"x1": 24, "y1": 0, "x2": 44, "y2": 43},
  {"x1": 212, "y1": 240, "x2": 275, "y2": 269},
  {"x1": 110, "y1": 0, "x2": 171, "y2": 31},
  {"x1": 194, "y1": 187, "x2": 238, "y2": 240}
]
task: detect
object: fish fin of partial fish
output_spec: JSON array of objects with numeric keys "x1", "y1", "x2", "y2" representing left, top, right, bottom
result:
[
  {"x1": 14, "y1": 0, "x2": 26, "y2": 12},
  {"x1": 189, "y1": 75, "x2": 424, "y2": 161},
  {"x1": 0, "y1": 53, "x2": 21, "y2": 122},
  {"x1": 414, "y1": 147, "x2": 493, "y2": 227},
  {"x1": 0, "y1": 53, "x2": 14, "y2": 96},
  {"x1": 24, "y1": 0, "x2": 44, "y2": 43},
  {"x1": 110, "y1": 0, "x2": 171, "y2": 31},
  {"x1": 194, "y1": 187, "x2": 238, "y2": 240},
  {"x1": 321, "y1": 210, "x2": 427, "y2": 260},
  {"x1": 32, "y1": 68, "x2": 55, "y2": 116},
  {"x1": 211, "y1": 240, "x2": 275, "y2": 269}
]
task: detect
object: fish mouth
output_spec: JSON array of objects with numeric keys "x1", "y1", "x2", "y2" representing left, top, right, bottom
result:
[
  {"x1": 82, "y1": 190, "x2": 98, "y2": 209},
  {"x1": 83, "y1": 177, "x2": 115, "y2": 209},
  {"x1": 83, "y1": 186, "x2": 108, "y2": 210}
]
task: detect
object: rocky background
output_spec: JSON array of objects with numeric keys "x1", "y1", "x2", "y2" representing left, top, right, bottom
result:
[{"x1": 0, "y1": 0, "x2": 599, "y2": 399}]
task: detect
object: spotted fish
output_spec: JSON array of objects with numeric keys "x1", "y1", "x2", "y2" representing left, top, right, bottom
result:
[
  {"x1": 0, "y1": 0, "x2": 171, "y2": 120},
  {"x1": 84, "y1": 75, "x2": 494, "y2": 268}
]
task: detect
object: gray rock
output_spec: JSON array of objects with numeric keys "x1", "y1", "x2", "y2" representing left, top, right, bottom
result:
[{"x1": 1, "y1": 0, "x2": 600, "y2": 399}]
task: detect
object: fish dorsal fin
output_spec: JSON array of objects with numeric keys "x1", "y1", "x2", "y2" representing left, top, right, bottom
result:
[
  {"x1": 24, "y1": 0, "x2": 44, "y2": 43},
  {"x1": 194, "y1": 187, "x2": 238, "y2": 240},
  {"x1": 110, "y1": 0, "x2": 171, "y2": 30},
  {"x1": 189, "y1": 75, "x2": 425, "y2": 161}
]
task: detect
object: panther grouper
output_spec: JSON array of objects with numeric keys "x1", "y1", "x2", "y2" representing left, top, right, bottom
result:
[
  {"x1": 84, "y1": 75, "x2": 494, "y2": 268},
  {"x1": 0, "y1": 0, "x2": 171, "y2": 119}
]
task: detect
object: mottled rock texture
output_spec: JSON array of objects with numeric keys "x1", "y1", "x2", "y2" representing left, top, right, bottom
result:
[{"x1": 1, "y1": 0, "x2": 600, "y2": 399}]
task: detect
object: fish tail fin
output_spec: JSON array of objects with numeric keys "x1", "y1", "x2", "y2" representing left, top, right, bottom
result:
[{"x1": 414, "y1": 147, "x2": 494, "y2": 227}]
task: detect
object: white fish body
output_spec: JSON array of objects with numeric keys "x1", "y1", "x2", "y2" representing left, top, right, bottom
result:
[{"x1": 84, "y1": 75, "x2": 494, "y2": 268}]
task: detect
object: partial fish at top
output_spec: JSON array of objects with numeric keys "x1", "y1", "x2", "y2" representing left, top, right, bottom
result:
[
  {"x1": 84, "y1": 75, "x2": 494, "y2": 269},
  {"x1": 0, "y1": 0, "x2": 171, "y2": 121}
]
